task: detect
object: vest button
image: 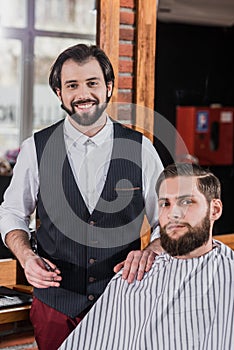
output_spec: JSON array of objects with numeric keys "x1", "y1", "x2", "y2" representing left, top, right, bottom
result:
[
  {"x1": 88, "y1": 276, "x2": 96, "y2": 283},
  {"x1": 89, "y1": 220, "x2": 96, "y2": 226},
  {"x1": 89, "y1": 258, "x2": 96, "y2": 264},
  {"x1": 88, "y1": 294, "x2": 95, "y2": 301}
]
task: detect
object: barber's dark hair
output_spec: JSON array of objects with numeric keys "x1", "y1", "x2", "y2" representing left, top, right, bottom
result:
[
  {"x1": 156, "y1": 163, "x2": 221, "y2": 203},
  {"x1": 49, "y1": 44, "x2": 115, "y2": 102}
]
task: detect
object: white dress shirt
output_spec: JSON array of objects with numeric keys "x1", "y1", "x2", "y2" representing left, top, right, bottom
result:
[{"x1": 0, "y1": 117, "x2": 163, "y2": 243}]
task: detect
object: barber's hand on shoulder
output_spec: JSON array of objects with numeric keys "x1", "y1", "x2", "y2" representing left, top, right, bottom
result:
[
  {"x1": 113, "y1": 249, "x2": 156, "y2": 284},
  {"x1": 24, "y1": 254, "x2": 62, "y2": 289}
]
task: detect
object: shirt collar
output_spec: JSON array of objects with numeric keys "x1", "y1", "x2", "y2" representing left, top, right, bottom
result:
[{"x1": 64, "y1": 116, "x2": 113, "y2": 147}]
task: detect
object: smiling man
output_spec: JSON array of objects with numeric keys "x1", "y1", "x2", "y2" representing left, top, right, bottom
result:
[
  {"x1": 59, "y1": 163, "x2": 234, "y2": 350},
  {"x1": 0, "y1": 44, "x2": 164, "y2": 349},
  {"x1": 56, "y1": 58, "x2": 112, "y2": 130}
]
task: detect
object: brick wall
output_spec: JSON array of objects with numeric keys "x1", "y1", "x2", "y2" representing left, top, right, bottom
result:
[
  {"x1": 99, "y1": 0, "x2": 157, "y2": 128},
  {"x1": 118, "y1": 0, "x2": 136, "y2": 122}
]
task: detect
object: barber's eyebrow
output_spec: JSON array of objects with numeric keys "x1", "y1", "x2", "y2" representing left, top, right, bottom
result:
[
  {"x1": 64, "y1": 79, "x2": 77, "y2": 84},
  {"x1": 64, "y1": 77, "x2": 101, "y2": 84},
  {"x1": 158, "y1": 197, "x2": 168, "y2": 201},
  {"x1": 86, "y1": 77, "x2": 101, "y2": 81}
]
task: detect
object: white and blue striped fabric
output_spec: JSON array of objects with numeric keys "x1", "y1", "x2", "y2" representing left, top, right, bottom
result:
[{"x1": 59, "y1": 240, "x2": 234, "y2": 350}]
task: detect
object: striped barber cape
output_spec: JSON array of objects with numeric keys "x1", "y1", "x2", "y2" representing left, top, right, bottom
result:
[{"x1": 59, "y1": 240, "x2": 234, "y2": 350}]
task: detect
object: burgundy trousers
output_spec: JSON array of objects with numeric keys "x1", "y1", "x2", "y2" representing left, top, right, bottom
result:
[{"x1": 30, "y1": 297, "x2": 89, "y2": 350}]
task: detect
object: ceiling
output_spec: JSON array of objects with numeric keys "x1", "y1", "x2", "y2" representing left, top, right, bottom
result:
[{"x1": 157, "y1": 0, "x2": 234, "y2": 27}]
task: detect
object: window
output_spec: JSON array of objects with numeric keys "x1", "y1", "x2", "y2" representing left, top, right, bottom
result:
[
  {"x1": 0, "y1": 0, "x2": 96, "y2": 155},
  {"x1": 0, "y1": 39, "x2": 21, "y2": 155}
]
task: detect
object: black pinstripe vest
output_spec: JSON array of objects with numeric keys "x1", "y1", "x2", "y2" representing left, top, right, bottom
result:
[{"x1": 34, "y1": 119, "x2": 145, "y2": 317}]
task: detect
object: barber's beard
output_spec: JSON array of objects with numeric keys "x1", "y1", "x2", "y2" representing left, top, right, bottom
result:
[
  {"x1": 61, "y1": 100, "x2": 108, "y2": 127},
  {"x1": 61, "y1": 92, "x2": 109, "y2": 127},
  {"x1": 160, "y1": 214, "x2": 211, "y2": 256}
]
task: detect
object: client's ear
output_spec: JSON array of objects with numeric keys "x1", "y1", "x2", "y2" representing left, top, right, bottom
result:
[{"x1": 210, "y1": 199, "x2": 222, "y2": 221}]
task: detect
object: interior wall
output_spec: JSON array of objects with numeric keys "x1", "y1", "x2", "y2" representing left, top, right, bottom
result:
[
  {"x1": 155, "y1": 22, "x2": 234, "y2": 127},
  {"x1": 154, "y1": 21, "x2": 234, "y2": 234}
]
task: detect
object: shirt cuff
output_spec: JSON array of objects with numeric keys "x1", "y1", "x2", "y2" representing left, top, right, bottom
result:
[
  {"x1": 0, "y1": 216, "x2": 31, "y2": 246},
  {"x1": 150, "y1": 224, "x2": 160, "y2": 242}
]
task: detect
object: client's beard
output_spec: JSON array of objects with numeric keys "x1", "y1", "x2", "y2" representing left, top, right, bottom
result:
[{"x1": 160, "y1": 214, "x2": 211, "y2": 256}]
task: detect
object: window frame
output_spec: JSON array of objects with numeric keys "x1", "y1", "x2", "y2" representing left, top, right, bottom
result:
[{"x1": 1, "y1": 0, "x2": 96, "y2": 144}]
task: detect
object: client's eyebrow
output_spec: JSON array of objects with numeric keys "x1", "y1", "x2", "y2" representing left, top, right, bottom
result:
[{"x1": 158, "y1": 194, "x2": 195, "y2": 201}]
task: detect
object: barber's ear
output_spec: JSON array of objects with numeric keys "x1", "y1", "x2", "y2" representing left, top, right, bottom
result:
[
  {"x1": 55, "y1": 88, "x2": 62, "y2": 100},
  {"x1": 210, "y1": 199, "x2": 222, "y2": 221},
  {"x1": 107, "y1": 82, "x2": 113, "y2": 97}
]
